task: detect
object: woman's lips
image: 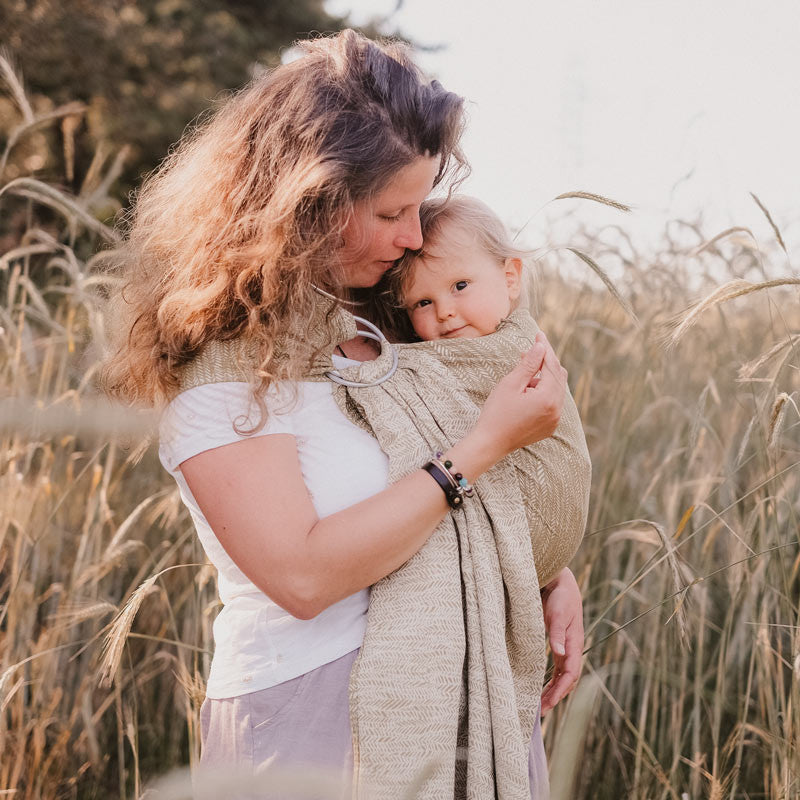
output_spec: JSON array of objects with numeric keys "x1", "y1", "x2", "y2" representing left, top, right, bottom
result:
[{"x1": 369, "y1": 260, "x2": 396, "y2": 274}]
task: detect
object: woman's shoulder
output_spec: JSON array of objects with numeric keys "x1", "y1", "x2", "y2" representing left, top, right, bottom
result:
[
  {"x1": 174, "y1": 337, "x2": 260, "y2": 399},
  {"x1": 162, "y1": 336, "x2": 293, "y2": 443},
  {"x1": 158, "y1": 380, "x2": 299, "y2": 472}
]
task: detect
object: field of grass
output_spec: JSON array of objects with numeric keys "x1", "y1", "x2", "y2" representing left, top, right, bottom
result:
[{"x1": 1, "y1": 59, "x2": 798, "y2": 799}]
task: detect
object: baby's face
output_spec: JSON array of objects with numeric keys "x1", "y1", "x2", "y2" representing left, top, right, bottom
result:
[{"x1": 402, "y1": 222, "x2": 522, "y2": 341}]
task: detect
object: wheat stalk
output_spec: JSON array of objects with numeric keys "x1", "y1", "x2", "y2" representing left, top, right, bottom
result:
[
  {"x1": 0, "y1": 396, "x2": 158, "y2": 438},
  {"x1": 689, "y1": 226, "x2": 759, "y2": 257},
  {"x1": 0, "y1": 178, "x2": 120, "y2": 242},
  {"x1": 1, "y1": 101, "x2": 87, "y2": 178},
  {"x1": 513, "y1": 189, "x2": 631, "y2": 242},
  {"x1": 99, "y1": 564, "x2": 205, "y2": 686},
  {"x1": 767, "y1": 392, "x2": 799, "y2": 459},
  {"x1": 552, "y1": 191, "x2": 632, "y2": 213},
  {"x1": 0, "y1": 48, "x2": 34, "y2": 124},
  {"x1": 664, "y1": 278, "x2": 800, "y2": 347},
  {"x1": 738, "y1": 334, "x2": 800, "y2": 380},
  {"x1": 142, "y1": 763, "x2": 348, "y2": 799},
  {"x1": 750, "y1": 191, "x2": 787, "y2": 254},
  {"x1": 564, "y1": 247, "x2": 641, "y2": 327}
]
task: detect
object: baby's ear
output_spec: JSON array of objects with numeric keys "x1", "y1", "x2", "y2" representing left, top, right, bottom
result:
[{"x1": 504, "y1": 257, "x2": 523, "y2": 301}]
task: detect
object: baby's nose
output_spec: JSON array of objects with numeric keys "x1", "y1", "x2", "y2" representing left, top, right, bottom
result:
[{"x1": 436, "y1": 302, "x2": 455, "y2": 321}]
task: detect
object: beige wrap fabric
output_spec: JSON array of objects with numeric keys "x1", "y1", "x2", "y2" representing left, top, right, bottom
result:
[{"x1": 176, "y1": 297, "x2": 591, "y2": 800}]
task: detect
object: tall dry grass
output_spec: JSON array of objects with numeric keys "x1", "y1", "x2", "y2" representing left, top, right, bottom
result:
[{"x1": 1, "y1": 57, "x2": 798, "y2": 799}]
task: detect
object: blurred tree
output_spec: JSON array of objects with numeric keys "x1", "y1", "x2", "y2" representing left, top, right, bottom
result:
[{"x1": 1, "y1": 0, "x2": 358, "y2": 205}]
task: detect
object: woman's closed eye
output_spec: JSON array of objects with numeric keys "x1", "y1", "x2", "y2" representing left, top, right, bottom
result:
[{"x1": 378, "y1": 212, "x2": 402, "y2": 222}]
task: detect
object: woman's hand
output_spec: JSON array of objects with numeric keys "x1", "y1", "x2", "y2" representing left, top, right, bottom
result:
[
  {"x1": 472, "y1": 332, "x2": 567, "y2": 463},
  {"x1": 539, "y1": 567, "x2": 584, "y2": 715}
]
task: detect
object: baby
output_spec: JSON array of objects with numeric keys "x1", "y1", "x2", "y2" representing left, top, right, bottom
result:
[
  {"x1": 389, "y1": 194, "x2": 532, "y2": 342},
  {"x1": 385, "y1": 193, "x2": 591, "y2": 595}
]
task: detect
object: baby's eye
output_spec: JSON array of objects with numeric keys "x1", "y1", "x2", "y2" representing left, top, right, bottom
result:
[
  {"x1": 416, "y1": 298, "x2": 432, "y2": 309},
  {"x1": 454, "y1": 280, "x2": 469, "y2": 291}
]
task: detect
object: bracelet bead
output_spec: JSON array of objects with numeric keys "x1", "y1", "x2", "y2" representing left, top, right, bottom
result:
[
  {"x1": 424, "y1": 453, "x2": 474, "y2": 508},
  {"x1": 423, "y1": 461, "x2": 463, "y2": 508}
]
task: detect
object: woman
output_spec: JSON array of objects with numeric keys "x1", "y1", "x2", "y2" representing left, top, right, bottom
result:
[{"x1": 103, "y1": 30, "x2": 584, "y2": 798}]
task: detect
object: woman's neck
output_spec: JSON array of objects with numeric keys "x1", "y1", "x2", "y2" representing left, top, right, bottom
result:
[{"x1": 338, "y1": 332, "x2": 381, "y2": 361}]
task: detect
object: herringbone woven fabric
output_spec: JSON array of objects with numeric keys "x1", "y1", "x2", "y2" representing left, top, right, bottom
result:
[{"x1": 175, "y1": 297, "x2": 591, "y2": 800}]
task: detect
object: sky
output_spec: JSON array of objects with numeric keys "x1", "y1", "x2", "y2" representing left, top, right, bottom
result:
[{"x1": 325, "y1": 0, "x2": 799, "y2": 265}]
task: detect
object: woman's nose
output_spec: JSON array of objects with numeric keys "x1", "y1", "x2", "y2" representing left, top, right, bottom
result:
[{"x1": 394, "y1": 214, "x2": 423, "y2": 250}]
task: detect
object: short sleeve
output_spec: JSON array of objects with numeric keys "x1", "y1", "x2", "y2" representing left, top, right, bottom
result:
[{"x1": 158, "y1": 381, "x2": 296, "y2": 472}]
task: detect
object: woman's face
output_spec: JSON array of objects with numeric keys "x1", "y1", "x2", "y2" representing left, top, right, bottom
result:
[{"x1": 339, "y1": 155, "x2": 441, "y2": 288}]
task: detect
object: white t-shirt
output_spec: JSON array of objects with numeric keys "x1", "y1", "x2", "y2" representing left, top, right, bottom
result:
[{"x1": 158, "y1": 355, "x2": 389, "y2": 699}]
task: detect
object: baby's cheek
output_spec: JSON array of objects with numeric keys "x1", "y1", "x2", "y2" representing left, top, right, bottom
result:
[
  {"x1": 473, "y1": 317, "x2": 504, "y2": 337},
  {"x1": 408, "y1": 312, "x2": 430, "y2": 341}
]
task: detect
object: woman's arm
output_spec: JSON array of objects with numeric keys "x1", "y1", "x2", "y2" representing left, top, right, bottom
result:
[{"x1": 180, "y1": 333, "x2": 567, "y2": 619}]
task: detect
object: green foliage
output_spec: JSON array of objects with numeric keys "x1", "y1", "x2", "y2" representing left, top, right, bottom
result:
[{"x1": 2, "y1": 0, "x2": 350, "y2": 200}]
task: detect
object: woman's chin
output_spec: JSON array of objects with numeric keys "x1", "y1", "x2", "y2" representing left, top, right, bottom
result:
[{"x1": 347, "y1": 262, "x2": 394, "y2": 289}]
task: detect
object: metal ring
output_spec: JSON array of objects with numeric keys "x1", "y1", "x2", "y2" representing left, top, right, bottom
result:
[{"x1": 325, "y1": 315, "x2": 399, "y2": 388}]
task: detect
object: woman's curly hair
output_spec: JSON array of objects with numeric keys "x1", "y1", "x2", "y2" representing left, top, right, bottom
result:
[{"x1": 101, "y1": 29, "x2": 467, "y2": 407}]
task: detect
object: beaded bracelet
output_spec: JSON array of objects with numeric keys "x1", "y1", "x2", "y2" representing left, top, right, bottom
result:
[{"x1": 423, "y1": 452, "x2": 475, "y2": 509}]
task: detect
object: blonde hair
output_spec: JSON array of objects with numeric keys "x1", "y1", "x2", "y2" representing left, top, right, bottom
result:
[
  {"x1": 372, "y1": 194, "x2": 535, "y2": 341},
  {"x1": 100, "y1": 29, "x2": 466, "y2": 407}
]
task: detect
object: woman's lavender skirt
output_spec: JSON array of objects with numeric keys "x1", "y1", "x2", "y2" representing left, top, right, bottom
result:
[{"x1": 199, "y1": 648, "x2": 550, "y2": 798}]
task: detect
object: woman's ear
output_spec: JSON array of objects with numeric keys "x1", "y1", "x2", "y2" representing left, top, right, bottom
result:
[{"x1": 504, "y1": 257, "x2": 523, "y2": 301}]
